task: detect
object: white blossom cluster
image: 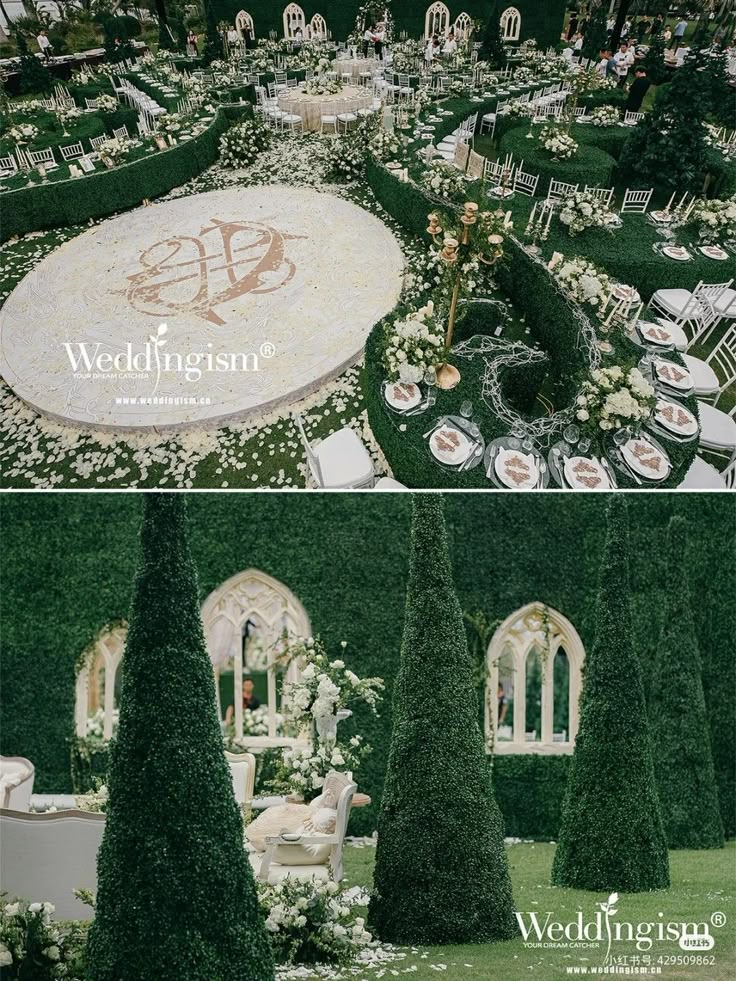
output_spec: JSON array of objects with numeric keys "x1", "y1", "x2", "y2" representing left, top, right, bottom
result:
[
  {"x1": 559, "y1": 189, "x2": 615, "y2": 236},
  {"x1": 551, "y1": 255, "x2": 612, "y2": 309},
  {"x1": 218, "y1": 118, "x2": 271, "y2": 169},
  {"x1": 589, "y1": 105, "x2": 621, "y2": 127},
  {"x1": 689, "y1": 194, "x2": 736, "y2": 244},
  {"x1": 7, "y1": 123, "x2": 39, "y2": 143},
  {"x1": 421, "y1": 160, "x2": 466, "y2": 199},
  {"x1": 97, "y1": 136, "x2": 136, "y2": 164},
  {"x1": 540, "y1": 125, "x2": 579, "y2": 159},
  {"x1": 576, "y1": 365, "x2": 655, "y2": 430},
  {"x1": 383, "y1": 301, "x2": 444, "y2": 383}
]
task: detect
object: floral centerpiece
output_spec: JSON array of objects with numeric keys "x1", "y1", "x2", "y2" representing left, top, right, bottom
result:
[
  {"x1": 421, "y1": 160, "x2": 466, "y2": 199},
  {"x1": 94, "y1": 94, "x2": 119, "y2": 113},
  {"x1": 383, "y1": 300, "x2": 445, "y2": 383},
  {"x1": 218, "y1": 117, "x2": 271, "y2": 168},
  {"x1": 97, "y1": 136, "x2": 135, "y2": 165},
  {"x1": 259, "y1": 879, "x2": 373, "y2": 966},
  {"x1": 324, "y1": 135, "x2": 367, "y2": 181},
  {"x1": 575, "y1": 365, "x2": 656, "y2": 433},
  {"x1": 224, "y1": 706, "x2": 284, "y2": 746},
  {"x1": 370, "y1": 128, "x2": 401, "y2": 161},
  {"x1": 500, "y1": 101, "x2": 534, "y2": 119},
  {"x1": 7, "y1": 123, "x2": 38, "y2": 144},
  {"x1": 539, "y1": 124, "x2": 578, "y2": 159},
  {"x1": 75, "y1": 779, "x2": 109, "y2": 813},
  {"x1": 56, "y1": 105, "x2": 83, "y2": 127},
  {"x1": 550, "y1": 254, "x2": 612, "y2": 312},
  {"x1": 268, "y1": 735, "x2": 371, "y2": 798},
  {"x1": 303, "y1": 57, "x2": 343, "y2": 95},
  {"x1": 159, "y1": 113, "x2": 186, "y2": 135},
  {"x1": 0, "y1": 897, "x2": 87, "y2": 980},
  {"x1": 589, "y1": 104, "x2": 621, "y2": 127},
  {"x1": 687, "y1": 195, "x2": 736, "y2": 244},
  {"x1": 559, "y1": 189, "x2": 615, "y2": 236}
]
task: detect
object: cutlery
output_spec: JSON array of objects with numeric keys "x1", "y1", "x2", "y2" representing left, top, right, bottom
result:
[
  {"x1": 458, "y1": 443, "x2": 482, "y2": 472},
  {"x1": 423, "y1": 417, "x2": 447, "y2": 439},
  {"x1": 486, "y1": 446, "x2": 498, "y2": 479},
  {"x1": 616, "y1": 449, "x2": 643, "y2": 485},
  {"x1": 405, "y1": 399, "x2": 429, "y2": 417},
  {"x1": 536, "y1": 459, "x2": 547, "y2": 488}
]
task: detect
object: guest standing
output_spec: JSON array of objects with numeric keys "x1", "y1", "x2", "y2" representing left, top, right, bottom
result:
[
  {"x1": 374, "y1": 22, "x2": 385, "y2": 61},
  {"x1": 612, "y1": 41, "x2": 634, "y2": 87},
  {"x1": 672, "y1": 17, "x2": 688, "y2": 49},
  {"x1": 186, "y1": 31, "x2": 198, "y2": 58},
  {"x1": 625, "y1": 68, "x2": 650, "y2": 113},
  {"x1": 363, "y1": 24, "x2": 373, "y2": 58},
  {"x1": 36, "y1": 29, "x2": 52, "y2": 62}
]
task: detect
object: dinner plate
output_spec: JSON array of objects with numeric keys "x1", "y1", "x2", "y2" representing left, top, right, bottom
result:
[
  {"x1": 700, "y1": 245, "x2": 728, "y2": 260},
  {"x1": 621, "y1": 436, "x2": 671, "y2": 480},
  {"x1": 494, "y1": 448, "x2": 538, "y2": 489},
  {"x1": 649, "y1": 210, "x2": 673, "y2": 224},
  {"x1": 612, "y1": 284, "x2": 640, "y2": 303},
  {"x1": 489, "y1": 186, "x2": 514, "y2": 198},
  {"x1": 429, "y1": 425, "x2": 473, "y2": 465},
  {"x1": 653, "y1": 398, "x2": 698, "y2": 437},
  {"x1": 637, "y1": 320, "x2": 675, "y2": 347},
  {"x1": 653, "y1": 358, "x2": 693, "y2": 392},
  {"x1": 662, "y1": 245, "x2": 691, "y2": 261},
  {"x1": 383, "y1": 381, "x2": 422, "y2": 411},
  {"x1": 563, "y1": 455, "x2": 613, "y2": 490}
]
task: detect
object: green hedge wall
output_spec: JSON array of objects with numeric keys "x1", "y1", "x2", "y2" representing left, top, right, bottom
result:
[
  {"x1": 498, "y1": 126, "x2": 618, "y2": 193},
  {"x1": 210, "y1": 1, "x2": 566, "y2": 47},
  {"x1": 0, "y1": 104, "x2": 249, "y2": 242},
  {"x1": 1, "y1": 494, "x2": 734, "y2": 838}
]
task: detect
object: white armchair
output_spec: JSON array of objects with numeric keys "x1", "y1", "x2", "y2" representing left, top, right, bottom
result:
[
  {"x1": 0, "y1": 809, "x2": 104, "y2": 920},
  {"x1": 0, "y1": 755, "x2": 35, "y2": 811},
  {"x1": 225, "y1": 750, "x2": 257, "y2": 809},
  {"x1": 250, "y1": 776, "x2": 356, "y2": 885}
]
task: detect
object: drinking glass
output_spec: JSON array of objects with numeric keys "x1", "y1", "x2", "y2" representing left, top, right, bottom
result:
[
  {"x1": 460, "y1": 400, "x2": 473, "y2": 419},
  {"x1": 469, "y1": 421, "x2": 480, "y2": 439},
  {"x1": 578, "y1": 436, "x2": 592, "y2": 454},
  {"x1": 522, "y1": 435, "x2": 535, "y2": 452},
  {"x1": 613, "y1": 426, "x2": 631, "y2": 448},
  {"x1": 563, "y1": 423, "x2": 580, "y2": 445},
  {"x1": 508, "y1": 423, "x2": 524, "y2": 450}
]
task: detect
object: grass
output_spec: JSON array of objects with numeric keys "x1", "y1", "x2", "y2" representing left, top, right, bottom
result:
[{"x1": 336, "y1": 842, "x2": 736, "y2": 980}]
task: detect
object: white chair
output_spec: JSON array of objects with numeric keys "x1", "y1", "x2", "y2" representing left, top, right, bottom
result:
[
  {"x1": 90, "y1": 135, "x2": 107, "y2": 153},
  {"x1": 0, "y1": 809, "x2": 104, "y2": 920},
  {"x1": 319, "y1": 103, "x2": 338, "y2": 134},
  {"x1": 28, "y1": 147, "x2": 57, "y2": 170},
  {"x1": 514, "y1": 167, "x2": 539, "y2": 197},
  {"x1": 623, "y1": 110, "x2": 644, "y2": 125},
  {"x1": 397, "y1": 74, "x2": 413, "y2": 102},
  {"x1": 0, "y1": 155, "x2": 18, "y2": 177},
  {"x1": 0, "y1": 756, "x2": 35, "y2": 811},
  {"x1": 295, "y1": 415, "x2": 374, "y2": 489},
  {"x1": 60, "y1": 141, "x2": 85, "y2": 162},
  {"x1": 584, "y1": 185, "x2": 614, "y2": 207},
  {"x1": 649, "y1": 281, "x2": 733, "y2": 341},
  {"x1": 252, "y1": 776, "x2": 356, "y2": 885},
  {"x1": 697, "y1": 402, "x2": 736, "y2": 459},
  {"x1": 547, "y1": 178, "x2": 579, "y2": 202},
  {"x1": 620, "y1": 187, "x2": 653, "y2": 214},
  {"x1": 571, "y1": 106, "x2": 588, "y2": 119},
  {"x1": 374, "y1": 476, "x2": 407, "y2": 489},
  {"x1": 678, "y1": 454, "x2": 734, "y2": 489},
  {"x1": 452, "y1": 139, "x2": 470, "y2": 172},
  {"x1": 279, "y1": 111, "x2": 303, "y2": 134},
  {"x1": 112, "y1": 124, "x2": 130, "y2": 140},
  {"x1": 225, "y1": 751, "x2": 256, "y2": 808},
  {"x1": 694, "y1": 324, "x2": 736, "y2": 403},
  {"x1": 466, "y1": 148, "x2": 485, "y2": 181},
  {"x1": 336, "y1": 100, "x2": 358, "y2": 134}
]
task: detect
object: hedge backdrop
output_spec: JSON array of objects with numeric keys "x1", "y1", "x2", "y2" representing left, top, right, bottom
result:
[
  {"x1": 1, "y1": 493, "x2": 734, "y2": 839},
  {"x1": 210, "y1": 1, "x2": 567, "y2": 48}
]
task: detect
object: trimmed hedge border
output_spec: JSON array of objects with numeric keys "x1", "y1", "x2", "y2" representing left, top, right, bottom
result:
[
  {"x1": 0, "y1": 103, "x2": 250, "y2": 241},
  {"x1": 498, "y1": 126, "x2": 618, "y2": 192},
  {"x1": 493, "y1": 755, "x2": 572, "y2": 840}
]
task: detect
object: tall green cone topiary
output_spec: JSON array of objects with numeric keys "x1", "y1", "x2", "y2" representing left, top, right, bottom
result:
[
  {"x1": 649, "y1": 516, "x2": 724, "y2": 850},
  {"x1": 202, "y1": 0, "x2": 222, "y2": 65},
  {"x1": 15, "y1": 32, "x2": 52, "y2": 95},
  {"x1": 551, "y1": 496, "x2": 670, "y2": 893},
  {"x1": 581, "y1": 2, "x2": 608, "y2": 61},
  {"x1": 479, "y1": 2, "x2": 507, "y2": 69},
  {"x1": 369, "y1": 496, "x2": 517, "y2": 945},
  {"x1": 86, "y1": 496, "x2": 274, "y2": 981}
]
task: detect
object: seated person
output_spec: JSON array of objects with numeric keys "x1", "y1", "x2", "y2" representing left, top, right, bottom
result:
[{"x1": 225, "y1": 676, "x2": 261, "y2": 726}]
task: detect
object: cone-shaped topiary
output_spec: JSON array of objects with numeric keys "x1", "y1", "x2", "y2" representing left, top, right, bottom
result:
[
  {"x1": 479, "y1": 2, "x2": 507, "y2": 69},
  {"x1": 551, "y1": 496, "x2": 670, "y2": 893},
  {"x1": 581, "y1": 2, "x2": 609, "y2": 62},
  {"x1": 86, "y1": 495, "x2": 274, "y2": 981},
  {"x1": 649, "y1": 516, "x2": 724, "y2": 850},
  {"x1": 369, "y1": 495, "x2": 517, "y2": 945}
]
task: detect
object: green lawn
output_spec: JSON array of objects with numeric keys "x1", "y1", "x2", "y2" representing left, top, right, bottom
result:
[{"x1": 335, "y1": 842, "x2": 736, "y2": 980}]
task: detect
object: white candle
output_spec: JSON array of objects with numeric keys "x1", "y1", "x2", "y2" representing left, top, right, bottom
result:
[
  {"x1": 545, "y1": 206, "x2": 553, "y2": 233},
  {"x1": 529, "y1": 202, "x2": 538, "y2": 227},
  {"x1": 678, "y1": 192, "x2": 688, "y2": 210},
  {"x1": 665, "y1": 191, "x2": 675, "y2": 211}
]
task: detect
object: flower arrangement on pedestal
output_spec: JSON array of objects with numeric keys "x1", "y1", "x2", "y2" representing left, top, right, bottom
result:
[
  {"x1": 559, "y1": 189, "x2": 615, "y2": 236},
  {"x1": 7, "y1": 123, "x2": 38, "y2": 144},
  {"x1": 259, "y1": 878, "x2": 373, "y2": 966},
  {"x1": 590, "y1": 105, "x2": 621, "y2": 127},
  {"x1": 218, "y1": 117, "x2": 271, "y2": 168},
  {"x1": 539, "y1": 124, "x2": 578, "y2": 159},
  {"x1": 688, "y1": 195, "x2": 736, "y2": 243},
  {"x1": 97, "y1": 136, "x2": 135, "y2": 165},
  {"x1": 421, "y1": 160, "x2": 467, "y2": 198},
  {"x1": 93, "y1": 94, "x2": 119, "y2": 113},
  {"x1": 303, "y1": 58, "x2": 343, "y2": 95},
  {"x1": 268, "y1": 735, "x2": 371, "y2": 799},
  {"x1": 575, "y1": 366, "x2": 655, "y2": 433},
  {"x1": 370, "y1": 128, "x2": 402, "y2": 160},
  {"x1": 55, "y1": 105, "x2": 83, "y2": 128},
  {"x1": 383, "y1": 300, "x2": 445, "y2": 383},
  {"x1": 549, "y1": 254, "x2": 612, "y2": 311}
]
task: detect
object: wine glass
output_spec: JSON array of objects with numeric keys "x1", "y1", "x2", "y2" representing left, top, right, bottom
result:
[
  {"x1": 460, "y1": 400, "x2": 473, "y2": 420},
  {"x1": 563, "y1": 423, "x2": 580, "y2": 446},
  {"x1": 613, "y1": 426, "x2": 631, "y2": 448},
  {"x1": 508, "y1": 423, "x2": 524, "y2": 450},
  {"x1": 521, "y1": 434, "x2": 535, "y2": 452},
  {"x1": 578, "y1": 436, "x2": 591, "y2": 454}
]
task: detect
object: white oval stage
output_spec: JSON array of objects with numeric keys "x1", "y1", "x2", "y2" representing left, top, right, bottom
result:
[{"x1": 0, "y1": 187, "x2": 404, "y2": 429}]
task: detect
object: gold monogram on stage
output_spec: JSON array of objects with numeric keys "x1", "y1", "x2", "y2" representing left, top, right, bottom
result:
[{"x1": 125, "y1": 218, "x2": 304, "y2": 325}]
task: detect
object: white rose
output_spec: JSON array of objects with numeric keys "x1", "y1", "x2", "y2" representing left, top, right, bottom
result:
[
  {"x1": 44, "y1": 946, "x2": 60, "y2": 962},
  {"x1": 4, "y1": 903, "x2": 20, "y2": 917},
  {"x1": 0, "y1": 945, "x2": 11, "y2": 967}
]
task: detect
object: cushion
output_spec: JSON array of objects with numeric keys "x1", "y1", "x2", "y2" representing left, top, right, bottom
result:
[
  {"x1": 678, "y1": 456, "x2": 726, "y2": 489},
  {"x1": 245, "y1": 803, "x2": 311, "y2": 852},
  {"x1": 697, "y1": 401, "x2": 736, "y2": 450},
  {"x1": 272, "y1": 837, "x2": 332, "y2": 865},
  {"x1": 714, "y1": 289, "x2": 735, "y2": 316},
  {"x1": 249, "y1": 852, "x2": 330, "y2": 883},
  {"x1": 683, "y1": 355, "x2": 719, "y2": 394},
  {"x1": 653, "y1": 289, "x2": 701, "y2": 317}
]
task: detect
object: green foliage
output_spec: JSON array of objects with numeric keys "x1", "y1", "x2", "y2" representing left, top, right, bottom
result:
[
  {"x1": 649, "y1": 516, "x2": 725, "y2": 850},
  {"x1": 370, "y1": 496, "x2": 517, "y2": 945},
  {"x1": 15, "y1": 31, "x2": 52, "y2": 95},
  {"x1": 639, "y1": 33, "x2": 668, "y2": 86},
  {"x1": 202, "y1": 0, "x2": 223, "y2": 66},
  {"x1": 492, "y1": 755, "x2": 571, "y2": 840},
  {"x1": 551, "y1": 497, "x2": 670, "y2": 892},
  {"x1": 581, "y1": 2, "x2": 608, "y2": 61},
  {"x1": 498, "y1": 125, "x2": 617, "y2": 191},
  {"x1": 86, "y1": 496, "x2": 274, "y2": 981},
  {"x1": 620, "y1": 43, "x2": 731, "y2": 192},
  {"x1": 479, "y1": 2, "x2": 507, "y2": 69},
  {"x1": 102, "y1": 18, "x2": 136, "y2": 65}
]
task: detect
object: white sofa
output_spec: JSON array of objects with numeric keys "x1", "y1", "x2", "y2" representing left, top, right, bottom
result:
[
  {"x1": 0, "y1": 755, "x2": 35, "y2": 811},
  {"x1": 0, "y1": 808, "x2": 104, "y2": 920}
]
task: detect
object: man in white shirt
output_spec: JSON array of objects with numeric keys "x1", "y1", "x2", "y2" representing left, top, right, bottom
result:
[
  {"x1": 37, "y1": 29, "x2": 52, "y2": 62},
  {"x1": 613, "y1": 42, "x2": 634, "y2": 87},
  {"x1": 595, "y1": 49, "x2": 611, "y2": 77},
  {"x1": 363, "y1": 26, "x2": 373, "y2": 58},
  {"x1": 443, "y1": 32, "x2": 458, "y2": 57}
]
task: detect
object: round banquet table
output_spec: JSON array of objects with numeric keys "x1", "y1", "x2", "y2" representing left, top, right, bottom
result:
[
  {"x1": 333, "y1": 57, "x2": 378, "y2": 82},
  {"x1": 278, "y1": 85, "x2": 372, "y2": 132}
]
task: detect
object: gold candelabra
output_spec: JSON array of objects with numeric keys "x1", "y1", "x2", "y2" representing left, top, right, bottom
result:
[{"x1": 426, "y1": 202, "x2": 506, "y2": 389}]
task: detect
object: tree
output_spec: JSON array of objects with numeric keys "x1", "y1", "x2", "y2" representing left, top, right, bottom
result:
[
  {"x1": 86, "y1": 496, "x2": 274, "y2": 981},
  {"x1": 15, "y1": 30, "x2": 52, "y2": 94},
  {"x1": 619, "y1": 41, "x2": 729, "y2": 192},
  {"x1": 648, "y1": 516, "x2": 724, "y2": 850},
  {"x1": 609, "y1": 0, "x2": 633, "y2": 50},
  {"x1": 201, "y1": 0, "x2": 221, "y2": 65},
  {"x1": 154, "y1": 0, "x2": 174, "y2": 51},
  {"x1": 479, "y1": 1, "x2": 507, "y2": 69},
  {"x1": 639, "y1": 31, "x2": 668, "y2": 86},
  {"x1": 551, "y1": 497, "x2": 670, "y2": 893},
  {"x1": 369, "y1": 496, "x2": 517, "y2": 945},
  {"x1": 582, "y1": 1, "x2": 608, "y2": 61}
]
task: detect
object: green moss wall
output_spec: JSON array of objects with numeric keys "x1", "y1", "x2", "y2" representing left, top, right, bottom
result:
[
  {"x1": 210, "y1": 1, "x2": 566, "y2": 49},
  {"x1": 1, "y1": 493, "x2": 733, "y2": 838}
]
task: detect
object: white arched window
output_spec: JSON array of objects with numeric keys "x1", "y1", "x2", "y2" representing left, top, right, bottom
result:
[
  {"x1": 200, "y1": 568, "x2": 311, "y2": 747},
  {"x1": 74, "y1": 624, "x2": 128, "y2": 740},
  {"x1": 283, "y1": 2, "x2": 306, "y2": 39},
  {"x1": 309, "y1": 13, "x2": 328, "y2": 39},
  {"x1": 454, "y1": 12, "x2": 472, "y2": 39},
  {"x1": 235, "y1": 10, "x2": 255, "y2": 39},
  {"x1": 500, "y1": 6, "x2": 522, "y2": 42},
  {"x1": 485, "y1": 603, "x2": 584, "y2": 755},
  {"x1": 425, "y1": 2, "x2": 450, "y2": 38}
]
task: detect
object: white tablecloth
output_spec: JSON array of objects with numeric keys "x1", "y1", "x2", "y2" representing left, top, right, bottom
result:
[
  {"x1": 333, "y1": 57, "x2": 378, "y2": 81},
  {"x1": 278, "y1": 85, "x2": 372, "y2": 131}
]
